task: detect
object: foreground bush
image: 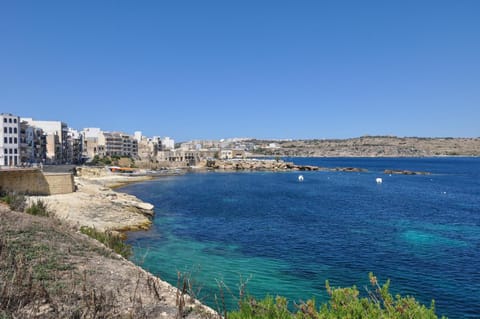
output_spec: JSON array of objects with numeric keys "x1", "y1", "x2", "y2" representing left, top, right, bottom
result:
[
  {"x1": 80, "y1": 226, "x2": 132, "y2": 259},
  {"x1": 0, "y1": 191, "x2": 26, "y2": 212},
  {"x1": 228, "y1": 273, "x2": 444, "y2": 319},
  {"x1": 25, "y1": 199, "x2": 50, "y2": 217}
]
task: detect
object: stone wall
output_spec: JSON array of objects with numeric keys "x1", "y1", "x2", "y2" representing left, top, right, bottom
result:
[{"x1": 0, "y1": 169, "x2": 74, "y2": 195}]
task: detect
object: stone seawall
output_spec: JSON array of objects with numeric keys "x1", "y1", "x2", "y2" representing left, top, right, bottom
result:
[{"x1": 0, "y1": 169, "x2": 74, "y2": 195}]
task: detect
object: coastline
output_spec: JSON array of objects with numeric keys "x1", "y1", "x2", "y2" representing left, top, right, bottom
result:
[
  {"x1": 28, "y1": 175, "x2": 156, "y2": 233},
  {"x1": 16, "y1": 168, "x2": 218, "y2": 318}
]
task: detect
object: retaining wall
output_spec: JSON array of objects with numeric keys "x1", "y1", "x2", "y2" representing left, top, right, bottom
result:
[{"x1": 0, "y1": 169, "x2": 74, "y2": 195}]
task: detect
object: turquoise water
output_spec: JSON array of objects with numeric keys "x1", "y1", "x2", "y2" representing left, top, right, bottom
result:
[{"x1": 122, "y1": 158, "x2": 480, "y2": 318}]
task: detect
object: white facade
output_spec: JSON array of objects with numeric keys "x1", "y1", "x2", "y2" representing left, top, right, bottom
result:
[
  {"x1": 134, "y1": 131, "x2": 143, "y2": 142},
  {"x1": 21, "y1": 118, "x2": 68, "y2": 164},
  {"x1": 0, "y1": 113, "x2": 20, "y2": 166},
  {"x1": 162, "y1": 137, "x2": 175, "y2": 150},
  {"x1": 67, "y1": 128, "x2": 83, "y2": 164},
  {"x1": 82, "y1": 127, "x2": 102, "y2": 139}
]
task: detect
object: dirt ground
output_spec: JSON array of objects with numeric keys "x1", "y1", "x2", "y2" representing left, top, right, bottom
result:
[{"x1": 0, "y1": 205, "x2": 217, "y2": 319}]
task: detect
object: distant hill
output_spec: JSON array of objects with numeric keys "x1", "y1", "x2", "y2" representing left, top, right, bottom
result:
[{"x1": 249, "y1": 136, "x2": 480, "y2": 157}]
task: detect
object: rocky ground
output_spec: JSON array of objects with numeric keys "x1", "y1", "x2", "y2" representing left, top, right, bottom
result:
[
  {"x1": 27, "y1": 175, "x2": 155, "y2": 233},
  {"x1": 0, "y1": 206, "x2": 217, "y2": 318}
]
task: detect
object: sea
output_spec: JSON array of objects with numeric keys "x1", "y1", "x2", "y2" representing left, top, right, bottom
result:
[{"x1": 121, "y1": 157, "x2": 480, "y2": 318}]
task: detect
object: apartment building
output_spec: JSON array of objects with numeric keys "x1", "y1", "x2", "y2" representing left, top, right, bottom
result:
[
  {"x1": 81, "y1": 128, "x2": 101, "y2": 161},
  {"x1": 98, "y1": 131, "x2": 138, "y2": 158},
  {"x1": 137, "y1": 137, "x2": 159, "y2": 161},
  {"x1": 21, "y1": 118, "x2": 68, "y2": 164},
  {"x1": 67, "y1": 128, "x2": 83, "y2": 164},
  {"x1": 23, "y1": 123, "x2": 47, "y2": 164},
  {"x1": 0, "y1": 113, "x2": 20, "y2": 166}
]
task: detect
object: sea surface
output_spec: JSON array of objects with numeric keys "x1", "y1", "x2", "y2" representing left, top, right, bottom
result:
[{"x1": 121, "y1": 157, "x2": 480, "y2": 318}]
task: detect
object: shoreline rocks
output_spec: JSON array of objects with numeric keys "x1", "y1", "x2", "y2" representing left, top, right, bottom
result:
[
  {"x1": 27, "y1": 175, "x2": 156, "y2": 233},
  {"x1": 203, "y1": 159, "x2": 368, "y2": 173},
  {"x1": 384, "y1": 169, "x2": 431, "y2": 175}
]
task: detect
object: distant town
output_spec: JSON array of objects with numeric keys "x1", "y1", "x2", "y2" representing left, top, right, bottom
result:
[
  {"x1": 1, "y1": 112, "x2": 479, "y2": 169},
  {"x1": 0, "y1": 112, "x2": 262, "y2": 168}
]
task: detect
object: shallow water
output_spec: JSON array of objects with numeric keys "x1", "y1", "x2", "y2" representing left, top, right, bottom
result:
[{"x1": 122, "y1": 157, "x2": 480, "y2": 318}]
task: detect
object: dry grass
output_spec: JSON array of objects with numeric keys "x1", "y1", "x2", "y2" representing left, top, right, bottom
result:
[{"x1": 0, "y1": 206, "x2": 217, "y2": 318}]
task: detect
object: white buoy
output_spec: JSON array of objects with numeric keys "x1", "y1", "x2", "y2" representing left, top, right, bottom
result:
[
  {"x1": 298, "y1": 175, "x2": 304, "y2": 182},
  {"x1": 376, "y1": 177, "x2": 383, "y2": 184}
]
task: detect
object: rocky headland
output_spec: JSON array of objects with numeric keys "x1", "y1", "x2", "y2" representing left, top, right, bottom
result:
[{"x1": 250, "y1": 136, "x2": 480, "y2": 157}]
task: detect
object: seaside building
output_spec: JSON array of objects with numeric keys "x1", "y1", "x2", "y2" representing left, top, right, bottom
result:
[
  {"x1": 0, "y1": 113, "x2": 20, "y2": 167},
  {"x1": 161, "y1": 137, "x2": 175, "y2": 150},
  {"x1": 97, "y1": 131, "x2": 138, "y2": 158},
  {"x1": 137, "y1": 137, "x2": 159, "y2": 161},
  {"x1": 67, "y1": 128, "x2": 84, "y2": 164},
  {"x1": 22, "y1": 123, "x2": 46, "y2": 165},
  {"x1": 21, "y1": 118, "x2": 69, "y2": 164},
  {"x1": 81, "y1": 128, "x2": 101, "y2": 161},
  {"x1": 157, "y1": 150, "x2": 199, "y2": 166}
]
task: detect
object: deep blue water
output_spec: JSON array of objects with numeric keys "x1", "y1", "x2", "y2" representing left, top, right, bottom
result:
[{"x1": 122, "y1": 158, "x2": 480, "y2": 318}]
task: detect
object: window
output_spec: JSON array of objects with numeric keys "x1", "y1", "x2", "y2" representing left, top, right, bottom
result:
[
  {"x1": 14, "y1": 149, "x2": 17, "y2": 154},
  {"x1": 14, "y1": 138, "x2": 17, "y2": 143},
  {"x1": 13, "y1": 118, "x2": 17, "y2": 123},
  {"x1": 3, "y1": 137, "x2": 6, "y2": 143},
  {"x1": 9, "y1": 149, "x2": 12, "y2": 154},
  {"x1": 3, "y1": 118, "x2": 6, "y2": 123},
  {"x1": 8, "y1": 118, "x2": 12, "y2": 123},
  {"x1": 3, "y1": 127, "x2": 6, "y2": 133},
  {"x1": 9, "y1": 137, "x2": 12, "y2": 143},
  {"x1": 4, "y1": 148, "x2": 6, "y2": 154},
  {"x1": 14, "y1": 128, "x2": 17, "y2": 134},
  {"x1": 9, "y1": 127, "x2": 12, "y2": 134}
]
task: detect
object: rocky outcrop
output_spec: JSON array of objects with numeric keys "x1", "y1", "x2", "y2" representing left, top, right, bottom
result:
[
  {"x1": 27, "y1": 176, "x2": 155, "y2": 233},
  {"x1": 203, "y1": 159, "x2": 368, "y2": 173},
  {"x1": 384, "y1": 169, "x2": 431, "y2": 175}
]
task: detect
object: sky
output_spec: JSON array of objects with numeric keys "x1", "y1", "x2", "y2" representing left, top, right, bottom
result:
[{"x1": 1, "y1": 1, "x2": 479, "y2": 141}]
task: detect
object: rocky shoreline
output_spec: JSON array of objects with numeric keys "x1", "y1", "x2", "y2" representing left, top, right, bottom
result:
[
  {"x1": 203, "y1": 159, "x2": 369, "y2": 173},
  {"x1": 202, "y1": 159, "x2": 435, "y2": 175},
  {"x1": 16, "y1": 168, "x2": 218, "y2": 318},
  {"x1": 28, "y1": 175, "x2": 155, "y2": 233}
]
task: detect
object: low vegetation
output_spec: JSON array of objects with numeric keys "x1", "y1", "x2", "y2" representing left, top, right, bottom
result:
[
  {"x1": 25, "y1": 199, "x2": 51, "y2": 217},
  {"x1": 80, "y1": 226, "x2": 133, "y2": 259},
  {"x1": 228, "y1": 273, "x2": 444, "y2": 318},
  {"x1": 0, "y1": 191, "x2": 26, "y2": 212}
]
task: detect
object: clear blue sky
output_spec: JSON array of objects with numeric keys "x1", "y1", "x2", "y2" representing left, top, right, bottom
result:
[{"x1": 1, "y1": 1, "x2": 479, "y2": 141}]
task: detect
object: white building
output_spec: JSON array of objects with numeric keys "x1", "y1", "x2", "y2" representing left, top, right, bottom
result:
[
  {"x1": 134, "y1": 131, "x2": 143, "y2": 142},
  {"x1": 67, "y1": 128, "x2": 83, "y2": 164},
  {"x1": 81, "y1": 128, "x2": 102, "y2": 161},
  {"x1": 21, "y1": 118, "x2": 68, "y2": 164},
  {"x1": 161, "y1": 137, "x2": 175, "y2": 150},
  {"x1": 0, "y1": 113, "x2": 20, "y2": 166},
  {"x1": 22, "y1": 123, "x2": 46, "y2": 164}
]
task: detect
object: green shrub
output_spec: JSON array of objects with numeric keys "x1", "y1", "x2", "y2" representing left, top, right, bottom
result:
[
  {"x1": 79, "y1": 226, "x2": 132, "y2": 259},
  {"x1": 25, "y1": 199, "x2": 50, "y2": 217},
  {"x1": 0, "y1": 192, "x2": 26, "y2": 212},
  {"x1": 228, "y1": 273, "x2": 445, "y2": 319}
]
